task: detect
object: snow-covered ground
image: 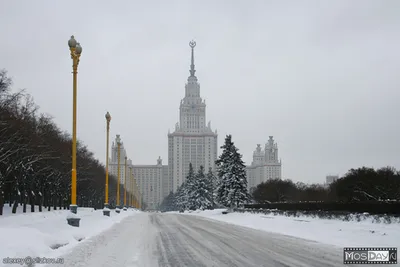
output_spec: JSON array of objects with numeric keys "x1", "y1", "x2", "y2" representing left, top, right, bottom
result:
[
  {"x1": 0, "y1": 205, "x2": 140, "y2": 265},
  {"x1": 181, "y1": 209, "x2": 400, "y2": 248}
]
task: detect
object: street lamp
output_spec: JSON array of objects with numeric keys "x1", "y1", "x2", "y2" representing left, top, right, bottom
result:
[
  {"x1": 135, "y1": 180, "x2": 138, "y2": 209},
  {"x1": 129, "y1": 167, "x2": 133, "y2": 208},
  {"x1": 67, "y1": 35, "x2": 82, "y2": 227},
  {"x1": 103, "y1": 112, "x2": 111, "y2": 216},
  {"x1": 116, "y1": 134, "x2": 121, "y2": 213},
  {"x1": 123, "y1": 156, "x2": 127, "y2": 210}
]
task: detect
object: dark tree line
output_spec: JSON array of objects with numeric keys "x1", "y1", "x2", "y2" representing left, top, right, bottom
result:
[
  {"x1": 252, "y1": 166, "x2": 400, "y2": 203},
  {"x1": 0, "y1": 69, "x2": 126, "y2": 215}
]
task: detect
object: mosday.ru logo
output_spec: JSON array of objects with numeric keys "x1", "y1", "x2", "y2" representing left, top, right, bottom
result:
[
  {"x1": 343, "y1": 247, "x2": 397, "y2": 264},
  {"x1": 345, "y1": 251, "x2": 394, "y2": 261},
  {"x1": 368, "y1": 251, "x2": 389, "y2": 261}
]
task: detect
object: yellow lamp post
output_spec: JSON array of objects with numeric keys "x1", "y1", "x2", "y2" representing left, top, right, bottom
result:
[
  {"x1": 116, "y1": 134, "x2": 121, "y2": 213},
  {"x1": 132, "y1": 182, "x2": 136, "y2": 208},
  {"x1": 67, "y1": 35, "x2": 82, "y2": 227},
  {"x1": 103, "y1": 112, "x2": 111, "y2": 216},
  {"x1": 129, "y1": 167, "x2": 133, "y2": 208},
  {"x1": 123, "y1": 156, "x2": 127, "y2": 210},
  {"x1": 132, "y1": 180, "x2": 136, "y2": 209},
  {"x1": 138, "y1": 188, "x2": 141, "y2": 210},
  {"x1": 134, "y1": 180, "x2": 138, "y2": 209}
]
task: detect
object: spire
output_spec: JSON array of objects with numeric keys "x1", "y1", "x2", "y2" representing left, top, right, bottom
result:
[{"x1": 189, "y1": 40, "x2": 196, "y2": 77}]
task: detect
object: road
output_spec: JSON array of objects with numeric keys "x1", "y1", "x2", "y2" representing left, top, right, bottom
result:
[{"x1": 53, "y1": 212, "x2": 355, "y2": 267}]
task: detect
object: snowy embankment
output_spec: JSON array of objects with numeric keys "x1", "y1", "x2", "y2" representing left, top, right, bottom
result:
[
  {"x1": 181, "y1": 209, "x2": 400, "y2": 248},
  {"x1": 0, "y1": 205, "x2": 140, "y2": 262}
]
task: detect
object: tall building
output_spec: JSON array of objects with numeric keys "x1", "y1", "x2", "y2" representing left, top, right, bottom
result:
[
  {"x1": 132, "y1": 157, "x2": 168, "y2": 210},
  {"x1": 326, "y1": 175, "x2": 339, "y2": 185},
  {"x1": 168, "y1": 41, "x2": 218, "y2": 193},
  {"x1": 109, "y1": 135, "x2": 131, "y2": 186},
  {"x1": 109, "y1": 134, "x2": 137, "y2": 207},
  {"x1": 246, "y1": 136, "x2": 282, "y2": 190}
]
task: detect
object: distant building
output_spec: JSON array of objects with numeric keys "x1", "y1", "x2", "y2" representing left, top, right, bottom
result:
[
  {"x1": 246, "y1": 136, "x2": 282, "y2": 191},
  {"x1": 132, "y1": 157, "x2": 168, "y2": 210},
  {"x1": 109, "y1": 135, "x2": 167, "y2": 209},
  {"x1": 168, "y1": 41, "x2": 218, "y2": 193},
  {"x1": 109, "y1": 135, "x2": 131, "y2": 186},
  {"x1": 326, "y1": 175, "x2": 339, "y2": 185}
]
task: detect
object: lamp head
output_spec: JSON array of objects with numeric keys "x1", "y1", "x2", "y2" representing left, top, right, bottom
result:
[
  {"x1": 105, "y1": 112, "x2": 111, "y2": 121},
  {"x1": 75, "y1": 43, "x2": 82, "y2": 55},
  {"x1": 68, "y1": 35, "x2": 77, "y2": 48}
]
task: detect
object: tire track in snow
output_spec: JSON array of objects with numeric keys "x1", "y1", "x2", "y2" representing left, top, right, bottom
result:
[{"x1": 152, "y1": 213, "x2": 364, "y2": 267}]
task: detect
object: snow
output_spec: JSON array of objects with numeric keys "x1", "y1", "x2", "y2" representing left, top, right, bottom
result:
[
  {"x1": 66, "y1": 212, "x2": 79, "y2": 219},
  {"x1": 0, "y1": 205, "x2": 140, "y2": 263},
  {"x1": 182, "y1": 209, "x2": 400, "y2": 248}
]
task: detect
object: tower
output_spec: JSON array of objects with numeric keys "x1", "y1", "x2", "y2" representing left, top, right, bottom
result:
[
  {"x1": 168, "y1": 41, "x2": 218, "y2": 193},
  {"x1": 265, "y1": 136, "x2": 279, "y2": 163}
]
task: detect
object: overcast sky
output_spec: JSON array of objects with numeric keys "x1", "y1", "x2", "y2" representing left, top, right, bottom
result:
[{"x1": 1, "y1": 0, "x2": 400, "y2": 183}]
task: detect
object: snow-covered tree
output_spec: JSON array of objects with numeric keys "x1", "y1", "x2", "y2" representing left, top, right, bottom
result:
[
  {"x1": 159, "y1": 192, "x2": 175, "y2": 211},
  {"x1": 228, "y1": 143, "x2": 251, "y2": 207},
  {"x1": 215, "y1": 135, "x2": 234, "y2": 206},
  {"x1": 183, "y1": 163, "x2": 197, "y2": 210},
  {"x1": 192, "y1": 166, "x2": 212, "y2": 210},
  {"x1": 215, "y1": 135, "x2": 250, "y2": 208},
  {"x1": 206, "y1": 167, "x2": 216, "y2": 209},
  {"x1": 0, "y1": 69, "x2": 124, "y2": 214},
  {"x1": 174, "y1": 183, "x2": 188, "y2": 211}
]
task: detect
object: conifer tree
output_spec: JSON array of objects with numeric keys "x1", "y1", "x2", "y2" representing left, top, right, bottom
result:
[
  {"x1": 192, "y1": 166, "x2": 212, "y2": 210},
  {"x1": 215, "y1": 135, "x2": 234, "y2": 206},
  {"x1": 174, "y1": 183, "x2": 187, "y2": 211},
  {"x1": 215, "y1": 135, "x2": 250, "y2": 208},
  {"x1": 206, "y1": 167, "x2": 216, "y2": 209},
  {"x1": 184, "y1": 163, "x2": 197, "y2": 210},
  {"x1": 228, "y1": 143, "x2": 251, "y2": 207}
]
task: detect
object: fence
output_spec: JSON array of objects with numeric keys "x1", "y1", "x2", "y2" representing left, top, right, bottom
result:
[{"x1": 243, "y1": 201, "x2": 400, "y2": 215}]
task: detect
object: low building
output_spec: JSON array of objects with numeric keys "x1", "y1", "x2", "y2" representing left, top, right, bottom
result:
[{"x1": 133, "y1": 157, "x2": 168, "y2": 210}]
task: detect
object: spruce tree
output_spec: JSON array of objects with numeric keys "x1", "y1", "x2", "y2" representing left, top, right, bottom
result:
[
  {"x1": 174, "y1": 183, "x2": 187, "y2": 211},
  {"x1": 228, "y1": 143, "x2": 251, "y2": 207},
  {"x1": 192, "y1": 166, "x2": 212, "y2": 210},
  {"x1": 160, "y1": 191, "x2": 175, "y2": 211},
  {"x1": 206, "y1": 167, "x2": 216, "y2": 209},
  {"x1": 215, "y1": 135, "x2": 234, "y2": 206},
  {"x1": 215, "y1": 135, "x2": 250, "y2": 208},
  {"x1": 184, "y1": 163, "x2": 196, "y2": 210}
]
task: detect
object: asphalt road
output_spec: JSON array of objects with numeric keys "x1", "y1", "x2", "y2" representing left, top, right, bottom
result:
[
  {"x1": 152, "y1": 213, "x2": 350, "y2": 267},
  {"x1": 49, "y1": 212, "x2": 358, "y2": 267}
]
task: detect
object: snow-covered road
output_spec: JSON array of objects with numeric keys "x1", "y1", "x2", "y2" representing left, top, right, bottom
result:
[{"x1": 51, "y1": 213, "x2": 356, "y2": 267}]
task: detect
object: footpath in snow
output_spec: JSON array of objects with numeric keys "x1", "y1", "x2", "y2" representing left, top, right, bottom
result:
[
  {"x1": 0, "y1": 205, "x2": 140, "y2": 265},
  {"x1": 182, "y1": 209, "x2": 400, "y2": 248}
]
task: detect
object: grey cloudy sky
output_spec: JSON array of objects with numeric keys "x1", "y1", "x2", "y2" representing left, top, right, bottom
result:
[{"x1": 1, "y1": 0, "x2": 400, "y2": 184}]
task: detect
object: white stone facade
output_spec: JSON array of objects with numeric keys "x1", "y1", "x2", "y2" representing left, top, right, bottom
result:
[
  {"x1": 246, "y1": 136, "x2": 282, "y2": 191},
  {"x1": 132, "y1": 157, "x2": 168, "y2": 210},
  {"x1": 168, "y1": 41, "x2": 218, "y2": 193},
  {"x1": 109, "y1": 134, "x2": 168, "y2": 208},
  {"x1": 109, "y1": 135, "x2": 132, "y2": 186},
  {"x1": 326, "y1": 175, "x2": 339, "y2": 185}
]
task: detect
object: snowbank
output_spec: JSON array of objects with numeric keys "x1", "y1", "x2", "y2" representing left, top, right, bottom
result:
[
  {"x1": 0, "y1": 206, "x2": 140, "y2": 262},
  {"x1": 181, "y1": 209, "x2": 400, "y2": 248}
]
